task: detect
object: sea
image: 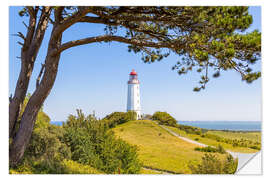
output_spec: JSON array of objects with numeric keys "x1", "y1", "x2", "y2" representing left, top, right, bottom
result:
[
  {"x1": 51, "y1": 121, "x2": 64, "y2": 126},
  {"x1": 51, "y1": 120, "x2": 262, "y2": 131},
  {"x1": 177, "y1": 121, "x2": 261, "y2": 131}
]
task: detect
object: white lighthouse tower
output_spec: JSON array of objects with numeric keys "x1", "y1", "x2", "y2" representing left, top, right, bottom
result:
[{"x1": 127, "y1": 69, "x2": 141, "y2": 119}]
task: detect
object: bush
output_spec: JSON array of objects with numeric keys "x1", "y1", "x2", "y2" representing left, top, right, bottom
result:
[
  {"x1": 22, "y1": 119, "x2": 71, "y2": 174},
  {"x1": 152, "y1": 111, "x2": 177, "y2": 126},
  {"x1": 63, "y1": 110, "x2": 141, "y2": 174},
  {"x1": 11, "y1": 95, "x2": 72, "y2": 174},
  {"x1": 250, "y1": 145, "x2": 260, "y2": 150},
  {"x1": 61, "y1": 159, "x2": 102, "y2": 174},
  {"x1": 194, "y1": 145, "x2": 226, "y2": 154},
  {"x1": 102, "y1": 111, "x2": 137, "y2": 128},
  {"x1": 11, "y1": 108, "x2": 141, "y2": 174},
  {"x1": 202, "y1": 132, "x2": 261, "y2": 150},
  {"x1": 189, "y1": 153, "x2": 237, "y2": 174},
  {"x1": 217, "y1": 144, "x2": 226, "y2": 154},
  {"x1": 177, "y1": 124, "x2": 202, "y2": 135},
  {"x1": 194, "y1": 146, "x2": 218, "y2": 153}
]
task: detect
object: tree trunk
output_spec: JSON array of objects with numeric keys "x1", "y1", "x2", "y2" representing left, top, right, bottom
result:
[
  {"x1": 9, "y1": 7, "x2": 51, "y2": 138},
  {"x1": 9, "y1": 55, "x2": 34, "y2": 138},
  {"x1": 9, "y1": 29, "x2": 62, "y2": 167}
]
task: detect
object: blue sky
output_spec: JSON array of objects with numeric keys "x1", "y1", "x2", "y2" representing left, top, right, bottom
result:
[{"x1": 9, "y1": 6, "x2": 261, "y2": 121}]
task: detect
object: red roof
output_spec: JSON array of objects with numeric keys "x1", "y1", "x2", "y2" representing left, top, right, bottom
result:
[{"x1": 130, "y1": 69, "x2": 137, "y2": 75}]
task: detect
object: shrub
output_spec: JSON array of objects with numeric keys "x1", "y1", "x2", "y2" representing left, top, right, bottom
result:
[
  {"x1": 189, "y1": 153, "x2": 237, "y2": 174},
  {"x1": 11, "y1": 96, "x2": 72, "y2": 174},
  {"x1": 61, "y1": 159, "x2": 102, "y2": 174},
  {"x1": 250, "y1": 145, "x2": 260, "y2": 150},
  {"x1": 194, "y1": 146, "x2": 218, "y2": 153},
  {"x1": 194, "y1": 145, "x2": 226, "y2": 154},
  {"x1": 102, "y1": 111, "x2": 137, "y2": 128},
  {"x1": 22, "y1": 121, "x2": 71, "y2": 174},
  {"x1": 63, "y1": 110, "x2": 141, "y2": 174},
  {"x1": 9, "y1": 157, "x2": 34, "y2": 174},
  {"x1": 152, "y1": 111, "x2": 177, "y2": 126},
  {"x1": 177, "y1": 124, "x2": 202, "y2": 135},
  {"x1": 125, "y1": 111, "x2": 137, "y2": 121},
  {"x1": 223, "y1": 155, "x2": 238, "y2": 174},
  {"x1": 203, "y1": 132, "x2": 261, "y2": 150},
  {"x1": 217, "y1": 144, "x2": 226, "y2": 154}
]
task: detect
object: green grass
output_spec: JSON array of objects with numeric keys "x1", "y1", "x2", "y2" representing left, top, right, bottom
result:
[
  {"x1": 9, "y1": 159, "x2": 102, "y2": 174},
  {"x1": 207, "y1": 130, "x2": 261, "y2": 142},
  {"x1": 112, "y1": 120, "x2": 226, "y2": 174},
  {"x1": 165, "y1": 126, "x2": 261, "y2": 153}
]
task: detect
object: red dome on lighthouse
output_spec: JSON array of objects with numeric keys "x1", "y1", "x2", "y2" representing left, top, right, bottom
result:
[{"x1": 130, "y1": 69, "x2": 137, "y2": 75}]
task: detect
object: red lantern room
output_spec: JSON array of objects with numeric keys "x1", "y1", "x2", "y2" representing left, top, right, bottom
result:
[
  {"x1": 130, "y1": 69, "x2": 137, "y2": 76},
  {"x1": 128, "y1": 69, "x2": 139, "y2": 84}
]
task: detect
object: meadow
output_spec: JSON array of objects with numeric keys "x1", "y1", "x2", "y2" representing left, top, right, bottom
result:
[
  {"x1": 165, "y1": 125, "x2": 261, "y2": 153},
  {"x1": 112, "y1": 120, "x2": 227, "y2": 174}
]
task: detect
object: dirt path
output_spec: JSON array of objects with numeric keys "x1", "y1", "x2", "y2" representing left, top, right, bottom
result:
[{"x1": 142, "y1": 166, "x2": 176, "y2": 174}]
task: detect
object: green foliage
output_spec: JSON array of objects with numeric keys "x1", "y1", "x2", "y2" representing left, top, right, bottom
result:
[
  {"x1": 22, "y1": 121, "x2": 71, "y2": 173},
  {"x1": 217, "y1": 144, "x2": 226, "y2": 154},
  {"x1": 202, "y1": 133, "x2": 261, "y2": 150},
  {"x1": 11, "y1": 94, "x2": 72, "y2": 174},
  {"x1": 194, "y1": 145, "x2": 226, "y2": 154},
  {"x1": 152, "y1": 111, "x2": 177, "y2": 126},
  {"x1": 11, "y1": 113, "x2": 72, "y2": 174},
  {"x1": 223, "y1": 155, "x2": 238, "y2": 174},
  {"x1": 177, "y1": 124, "x2": 202, "y2": 135},
  {"x1": 9, "y1": 158, "x2": 102, "y2": 174},
  {"x1": 11, "y1": 109, "x2": 141, "y2": 174},
  {"x1": 25, "y1": 125, "x2": 71, "y2": 160},
  {"x1": 63, "y1": 110, "x2": 141, "y2": 174},
  {"x1": 9, "y1": 157, "x2": 34, "y2": 174},
  {"x1": 18, "y1": 6, "x2": 260, "y2": 91},
  {"x1": 189, "y1": 153, "x2": 237, "y2": 174},
  {"x1": 122, "y1": 6, "x2": 261, "y2": 90},
  {"x1": 102, "y1": 111, "x2": 137, "y2": 128},
  {"x1": 60, "y1": 159, "x2": 103, "y2": 174}
]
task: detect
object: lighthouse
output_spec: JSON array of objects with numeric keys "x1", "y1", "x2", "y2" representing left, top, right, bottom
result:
[{"x1": 127, "y1": 69, "x2": 141, "y2": 119}]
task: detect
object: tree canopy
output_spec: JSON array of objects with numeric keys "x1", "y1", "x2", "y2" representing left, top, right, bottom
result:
[{"x1": 17, "y1": 6, "x2": 261, "y2": 90}]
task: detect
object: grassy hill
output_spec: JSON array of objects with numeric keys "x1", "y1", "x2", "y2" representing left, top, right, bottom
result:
[
  {"x1": 112, "y1": 120, "x2": 226, "y2": 174},
  {"x1": 165, "y1": 125, "x2": 261, "y2": 153}
]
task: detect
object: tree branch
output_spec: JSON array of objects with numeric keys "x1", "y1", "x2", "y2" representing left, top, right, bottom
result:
[
  {"x1": 22, "y1": 21, "x2": 28, "y2": 29},
  {"x1": 12, "y1": 32, "x2": 26, "y2": 42},
  {"x1": 32, "y1": 6, "x2": 52, "y2": 45},
  {"x1": 23, "y1": 7, "x2": 37, "y2": 50},
  {"x1": 17, "y1": 41, "x2": 24, "y2": 46},
  {"x1": 54, "y1": 35, "x2": 182, "y2": 55},
  {"x1": 53, "y1": 7, "x2": 93, "y2": 36},
  {"x1": 79, "y1": 16, "x2": 171, "y2": 41},
  {"x1": 9, "y1": 94, "x2": 13, "y2": 103},
  {"x1": 36, "y1": 63, "x2": 45, "y2": 89},
  {"x1": 54, "y1": 6, "x2": 65, "y2": 23}
]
